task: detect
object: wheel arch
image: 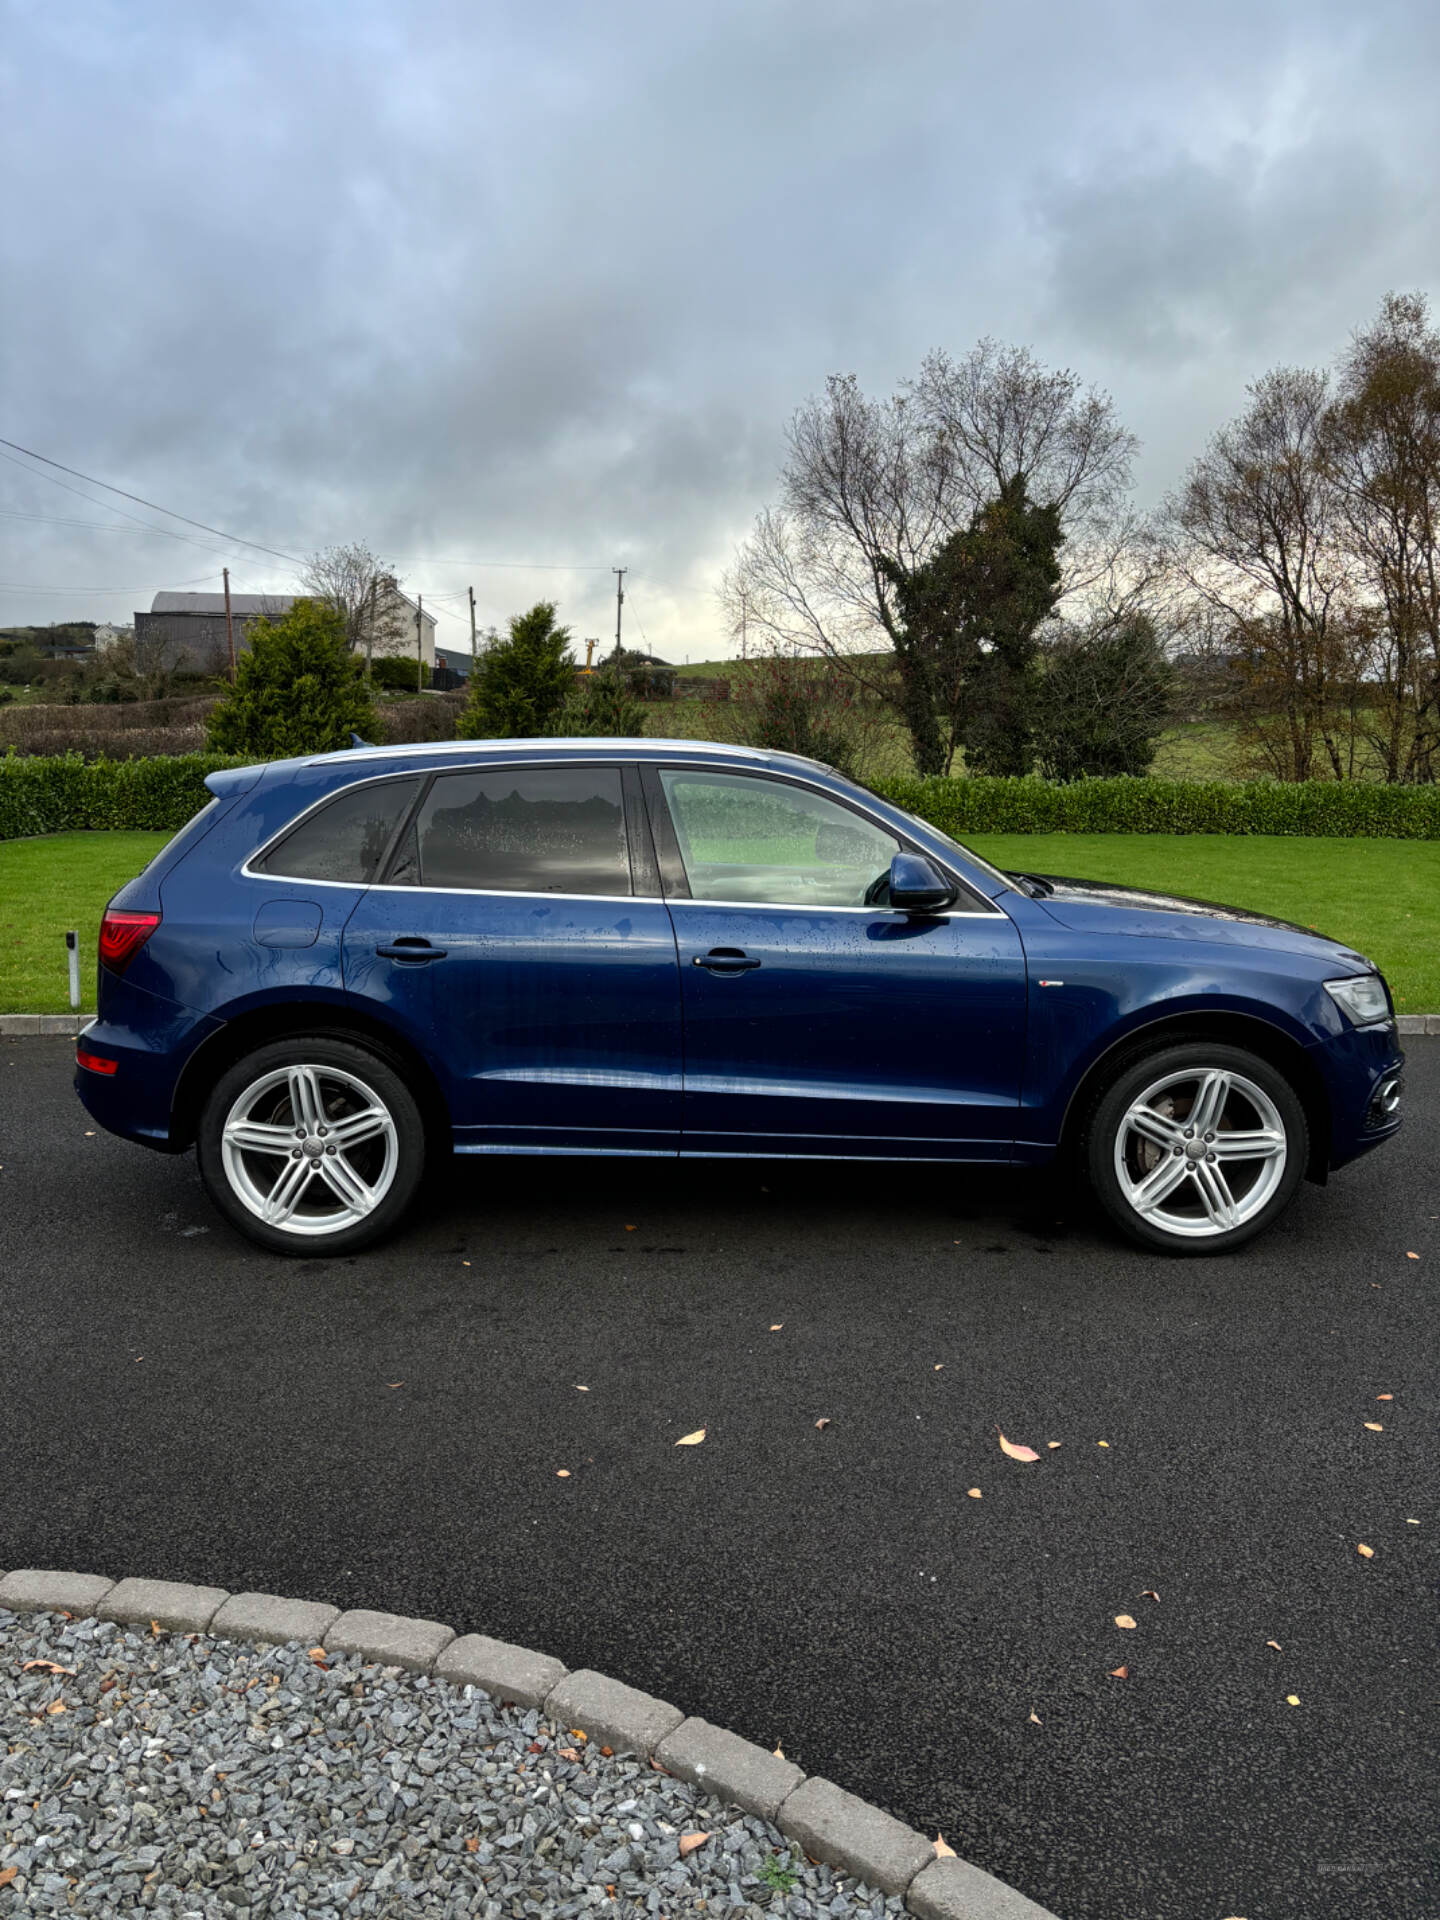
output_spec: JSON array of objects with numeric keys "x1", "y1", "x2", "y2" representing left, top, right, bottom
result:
[
  {"x1": 1057, "y1": 1010, "x2": 1331, "y2": 1184},
  {"x1": 170, "y1": 1002, "x2": 450, "y2": 1151}
]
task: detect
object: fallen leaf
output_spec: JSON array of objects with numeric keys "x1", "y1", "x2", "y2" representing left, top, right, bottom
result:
[
  {"x1": 46, "y1": 1700, "x2": 67, "y2": 1714},
  {"x1": 1140, "y1": 1590, "x2": 1160, "y2": 1603},
  {"x1": 1266, "y1": 1640, "x2": 1282, "y2": 1650},
  {"x1": 1286, "y1": 1694, "x2": 1301, "y2": 1706},
  {"x1": 575, "y1": 1385, "x2": 589, "y2": 1392},
  {"x1": 1357, "y1": 1542, "x2": 1375, "y2": 1558},
  {"x1": 1405, "y1": 1251, "x2": 1419, "y2": 1259},
  {"x1": 1027, "y1": 1709, "x2": 1042, "y2": 1725},
  {"x1": 1047, "y1": 1441, "x2": 1062, "y2": 1449},
  {"x1": 528, "y1": 1741, "x2": 544, "y2": 1753},
  {"x1": 772, "y1": 1742, "x2": 785, "y2": 1758},
  {"x1": 814, "y1": 1417, "x2": 831, "y2": 1430},
  {"x1": 678, "y1": 1833, "x2": 709, "y2": 1858},
  {"x1": 599, "y1": 1745, "x2": 614, "y2": 1758},
  {"x1": 465, "y1": 1836, "x2": 480, "y2": 1852},
  {"x1": 387, "y1": 1381, "x2": 404, "y2": 1389},
  {"x1": 997, "y1": 1429, "x2": 1039, "y2": 1463},
  {"x1": 307, "y1": 1647, "x2": 329, "y2": 1667},
  {"x1": 625, "y1": 1224, "x2": 637, "y2": 1232},
  {"x1": 933, "y1": 1363, "x2": 943, "y2": 1371},
  {"x1": 1364, "y1": 1422, "x2": 1384, "y2": 1432},
  {"x1": 967, "y1": 1488, "x2": 982, "y2": 1499},
  {"x1": 675, "y1": 1428, "x2": 707, "y2": 1446},
  {"x1": 1097, "y1": 1440, "x2": 1110, "y2": 1448},
  {"x1": 84, "y1": 1130, "x2": 95, "y2": 1137},
  {"x1": 1407, "y1": 1518, "x2": 1420, "y2": 1525},
  {"x1": 462, "y1": 1261, "x2": 470, "y2": 1267},
  {"x1": 556, "y1": 1469, "x2": 571, "y2": 1478},
  {"x1": 1107, "y1": 1665, "x2": 1128, "y2": 1679},
  {"x1": 0, "y1": 1867, "x2": 17, "y2": 1888},
  {"x1": 1377, "y1": 1393, "x2": 1393, "y2": 1401},
  {"x1": 149, "y1": 1620, "x2": 161, "y2": 1638},
  {"x1": 770, "y1": 1324, "x2": 783, "y2": 1332},
  {"x1": 932, "y1": 1834, "x2": 956, "y2": 1858},
  {"x1": 649, "y1": 1757, "x2": 671, "y2": 1774},
  {"x1": 21, "y1": 1662, "x2": 76, "y2": 1675},
  {"x1": 1115, "y1": 1614, "x2": 1137, "y2": 1630},
  {"x1": 569, "y1": 1729, "x2": 588, "y2": 1743},
  {"x1": 558, "y1": 1747, "x2": 580, "y2": 1761}
]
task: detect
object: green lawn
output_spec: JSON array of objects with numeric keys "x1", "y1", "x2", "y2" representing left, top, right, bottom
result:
[
  {"x1": 0, "y1": 831, "x2": 168, "y2": 1013},
  {"x1": 2, "y1": 828, "x2": 1437, "y2": 1013}
]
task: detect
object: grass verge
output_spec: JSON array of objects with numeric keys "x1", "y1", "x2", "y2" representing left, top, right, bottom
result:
[{"x1": 2, "y1": 829, "x2": 1436, "y2": 1014}]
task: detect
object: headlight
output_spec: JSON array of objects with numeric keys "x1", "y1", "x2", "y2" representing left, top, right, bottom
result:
[{"x1": 1324, "y1": 974, "x2": 1391, "y2": 1026}]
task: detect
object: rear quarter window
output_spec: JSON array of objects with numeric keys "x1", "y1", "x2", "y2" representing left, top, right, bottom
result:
[{"x1": 256, "y1": 778, "x2": 420, "y2": 884}]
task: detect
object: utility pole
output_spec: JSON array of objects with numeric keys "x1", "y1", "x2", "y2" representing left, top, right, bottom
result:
[
  {"x1": 468, "y1": 585, "x2": 478, "y2": 674},
  {"x1": 222, "y1": 567, "x2": 236, "y2": 680},
  {"x1": 365, "y1": 577, "x2": 377, "y2": 679},
  {"x1": 612, "y1": 567, "x2": 626, "y2": 659},
  {"x1": 416, "y1": 593, "x2": 424, "y2": 693}
]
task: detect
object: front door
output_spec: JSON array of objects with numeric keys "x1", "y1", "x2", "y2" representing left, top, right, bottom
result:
[
  {"x1": 343, "y1": 762, "x2": 682, "y2": 1154},
  {"x1": 648, "y1": 766, "x2": 1028, "y2": 1159}
]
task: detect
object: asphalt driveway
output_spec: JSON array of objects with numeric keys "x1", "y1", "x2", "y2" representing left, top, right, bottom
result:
[{"x1": 1, "y1": 1037, "x2": 1436, "y2": 1920}]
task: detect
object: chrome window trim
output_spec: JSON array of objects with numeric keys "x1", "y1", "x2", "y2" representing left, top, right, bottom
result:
[{"x1": 239, "y1": 755, "x2": 1016, "y2": 925}]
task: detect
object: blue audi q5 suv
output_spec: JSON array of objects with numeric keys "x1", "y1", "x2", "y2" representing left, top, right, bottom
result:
[{"x1": 75, "y1": 738, "x2": 1405, "y2": 1256}]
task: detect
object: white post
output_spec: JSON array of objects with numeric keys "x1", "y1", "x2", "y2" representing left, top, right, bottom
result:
[{"x1": 65, "y1": 930, "x2": 80, "y2": 1010}]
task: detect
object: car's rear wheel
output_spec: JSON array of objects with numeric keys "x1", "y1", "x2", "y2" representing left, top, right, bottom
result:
[
  {"x1": 1084, "y1": 1041, "x2": 1308, "y2": 1254},
  {"x1": 197, "y1": 1037, "x2": 425, "y2": 1254}
]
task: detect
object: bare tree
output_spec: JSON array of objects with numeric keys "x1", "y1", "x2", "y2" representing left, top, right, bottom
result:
[
  {"x1": 1323, "y1": 292, "x2": 1440, "y2": 782},
  {"x1": 1159, "y1": 369, "x2": 1357, "y2": 781},
  {"x1": 722, "y1": 344, "x2": 1137, "y2": 772},
  {"x1": 300, "y1": 544, "x2": 409, "y2": 671}
]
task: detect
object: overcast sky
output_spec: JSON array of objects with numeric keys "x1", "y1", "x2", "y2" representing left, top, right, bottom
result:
[{"x1": 2, "y1": 0, "x2": 1437, "y2": 659}]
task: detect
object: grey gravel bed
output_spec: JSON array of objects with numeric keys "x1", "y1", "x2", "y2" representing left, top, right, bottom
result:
[{"x1": 0, "y1": 1608, "x2": 908, "y2": 1920}]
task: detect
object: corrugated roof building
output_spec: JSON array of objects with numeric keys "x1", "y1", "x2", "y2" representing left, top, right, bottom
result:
[{"x1": 133, "y1": 589, "x2": 436, "y2": 675}]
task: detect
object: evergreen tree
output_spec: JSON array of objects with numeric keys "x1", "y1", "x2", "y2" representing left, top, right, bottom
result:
[
  {"x1": 205, "y1": 598, "x2": 377, "y2": 758},
  {"x1": 545, "y1": 659, "x2": 649, "y2": 736},
  {"x1": 457, "y1": 602, "x2": 575, "y2": 738}
]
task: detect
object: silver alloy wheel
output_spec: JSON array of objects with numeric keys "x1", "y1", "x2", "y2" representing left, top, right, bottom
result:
[
  {"x1": 220, "y1": 1064, "x2": 399, "y2": 1238},
  {"x1": 1113, "y1": 1066, "x2": 1289, "y2": 1240}
]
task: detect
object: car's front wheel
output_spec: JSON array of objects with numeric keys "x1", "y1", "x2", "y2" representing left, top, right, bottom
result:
[
  {"x1": 1084, "y1": 1041, "x2": 1308, "y2": 1254},
  {"x1": 197, "y1": 1037, "x2": 426, "y2": 1254}
]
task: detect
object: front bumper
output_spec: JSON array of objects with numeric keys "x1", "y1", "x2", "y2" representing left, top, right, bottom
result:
[{"x1": 1319, "y1": 1019, "x2": 1406, "y2": 1170}]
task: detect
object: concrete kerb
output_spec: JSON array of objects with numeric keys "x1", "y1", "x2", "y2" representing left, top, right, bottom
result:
[
  {"x1": 6, "y1": 1012, "x2": 1440, "y2": 1036},
  {"x1": 0, "y1": 1565, "x2": 1061, "y2": 1920}
]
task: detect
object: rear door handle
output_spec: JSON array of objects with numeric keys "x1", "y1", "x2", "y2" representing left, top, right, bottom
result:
[
  {"x1": 693, "y1": 947, "x2": 760, "y2": 974},
  {"x1": 376, "y1": 939, "x2": 448, "y2": 963}
]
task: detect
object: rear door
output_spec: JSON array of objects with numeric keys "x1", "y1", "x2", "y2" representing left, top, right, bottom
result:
[
  {"x1": 646, "y1": 765, "x2": 1027, "y2": 1159},
  {"x1": 342, "y1": 761, "x2": 682, "y2": 1155}
]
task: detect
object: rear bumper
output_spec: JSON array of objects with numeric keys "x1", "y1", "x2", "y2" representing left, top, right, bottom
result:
[
  {"x1": 1318, "y1": 1021, "x2": 1406, "y2": 1170},
  {"x1": 73, "y1": 977, "x2": 222, "y2": 1151}
]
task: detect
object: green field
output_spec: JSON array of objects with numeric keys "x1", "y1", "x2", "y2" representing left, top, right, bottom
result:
[{"x1": 1, "y1": 828, "x2": 1436, "y2": 1014}]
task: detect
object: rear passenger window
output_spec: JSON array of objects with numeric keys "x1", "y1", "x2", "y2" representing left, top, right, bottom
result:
[
  {"x1": 257, "y1": 778, "x2": 419, "y2": 884},
  {"x1": 396, "y1": 767, "x2": 630, "y2": 894}
]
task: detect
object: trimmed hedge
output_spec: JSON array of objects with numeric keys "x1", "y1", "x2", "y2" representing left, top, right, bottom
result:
[
  {"x1": 868, "y1": 774, "x2": 1440, "y2": 839},
  {"x1": 4, "y1": 753, "x2": 1440, "y2": 843},
  {"x1": 0, "y1": 752, "x2": 238, "y2": 840}
]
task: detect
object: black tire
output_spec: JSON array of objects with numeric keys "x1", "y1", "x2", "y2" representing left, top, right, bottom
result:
[
  {"x1": 1082, "y1": 1040, "x2": 1308, "y2": 1255},
  {"x1": 196, "y1": 1036, "x2": 426, "y2": 1255}
]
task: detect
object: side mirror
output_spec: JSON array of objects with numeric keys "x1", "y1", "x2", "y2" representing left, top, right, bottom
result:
[{"x1": 887, "y1": 851, "x2": 956, "y2": 913}]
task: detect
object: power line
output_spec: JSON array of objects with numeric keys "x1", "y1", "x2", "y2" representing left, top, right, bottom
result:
[
  {"x1": 0, "y1": 571, "x2": 228, "y2": 595},
  {"x1": 0, "y1": 435, "x2": 306, "y2": 567}
]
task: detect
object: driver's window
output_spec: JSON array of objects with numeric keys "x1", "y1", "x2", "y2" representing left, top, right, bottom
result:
[{"x1": 659, "y1": 770, "x2": 900, "y2": 907}]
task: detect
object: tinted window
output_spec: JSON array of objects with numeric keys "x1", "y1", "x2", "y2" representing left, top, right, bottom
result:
[
  {"x1": 659, "y1": 770, "x2": 898, "y2": 906},
  {"x1": 405, "y1": 767, "x2": 630, "y2": 894},
  {"x1": 258, "y1": 778, "x2": 419, "y2": 883}
]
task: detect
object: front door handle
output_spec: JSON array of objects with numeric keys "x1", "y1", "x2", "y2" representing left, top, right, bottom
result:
[
  {"x1": 376, "y1": 939, "x2": 448, "y2": 963},
  {"x1": 693, "y1": 947, "x2": 760, "y2": 974}
]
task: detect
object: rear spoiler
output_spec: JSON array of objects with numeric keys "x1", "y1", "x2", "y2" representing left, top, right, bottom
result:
[{"x1": 203, "y1": 764, "x2": 266, "y2": 799}]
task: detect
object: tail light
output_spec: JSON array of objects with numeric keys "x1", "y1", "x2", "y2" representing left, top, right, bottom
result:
[
  {"x1": 76, "y1": 1047, "x2": 118, "y2": 1075},
  {"x1": 98, "y1": 908, "x2": 160, "y2": 974}
]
